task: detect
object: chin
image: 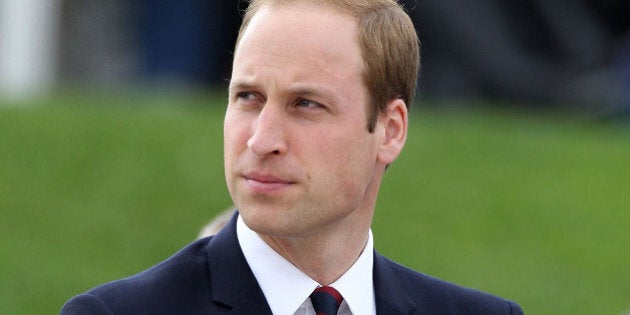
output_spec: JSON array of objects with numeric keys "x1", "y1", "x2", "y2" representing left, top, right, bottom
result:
[
  {"x1": 240, "y1": 208, "x2": 303, "y2": 237},
  {"x1": 240, "y1": 206, "x2": 279, "y2": 229}
]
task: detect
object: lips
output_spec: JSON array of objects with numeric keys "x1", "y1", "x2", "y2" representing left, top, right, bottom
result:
[{"x1": 243, "y1": 172, "x2": 295, "y2": 193}]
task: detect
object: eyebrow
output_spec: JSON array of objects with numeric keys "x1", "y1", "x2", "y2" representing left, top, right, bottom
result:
[
  {"x1": 228, "y1": 80, "x2": 258, "y2": 93},
  {"x1": 229, "y1": 80, "x2": 338, "y2": 103},
  {"x1": 289, "y1": 86, "x2": 333, "y2": 99}
]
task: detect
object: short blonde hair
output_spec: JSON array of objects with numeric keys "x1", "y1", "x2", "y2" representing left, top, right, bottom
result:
[
  {"x1": 197, "y1": 207, "x2": 236, "y2": 238},
  {"x1": 235, "y1": 0, "x2": 420, "y2": 132}
]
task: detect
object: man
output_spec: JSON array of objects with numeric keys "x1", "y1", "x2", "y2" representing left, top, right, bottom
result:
[{"x1": 61, "y1": 0, "x2": 524, "y2": 314}]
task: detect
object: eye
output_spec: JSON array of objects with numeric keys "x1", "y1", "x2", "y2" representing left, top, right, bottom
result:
[
  {"x1": 296, "y1": 98, "x2": 322, "y2": 109},
  {"x1": 236, "y1": 92, "x2": 257, "y2": 101},
  {"x1": 231, "y1": 91, "x2": 265, "y2": 111}
]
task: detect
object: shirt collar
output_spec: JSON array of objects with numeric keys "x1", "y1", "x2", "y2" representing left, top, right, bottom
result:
[
  {"x1": 328, "y1": 227, "x2": 375, "y2": 315},
  {"x1": 237, "y1": 215, "x2": 375, "y2": 315}
]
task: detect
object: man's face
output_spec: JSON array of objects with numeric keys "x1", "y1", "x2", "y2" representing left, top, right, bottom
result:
[{"x1": 224, "y1": 4, "x2": 386, "y2": 237}]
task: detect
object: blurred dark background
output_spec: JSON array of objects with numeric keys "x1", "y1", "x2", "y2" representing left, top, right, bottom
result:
[
  {"x1": 1, "y1": 0, "x2": 628, "y2": 114},
  {"x1": 70, "y1": 0, "x2": 630, "y2": 112}
]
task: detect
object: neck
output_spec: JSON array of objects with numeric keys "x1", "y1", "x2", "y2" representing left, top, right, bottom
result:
[{"x1": 258, "y1": 211, "x2": 372, "y2": 285}]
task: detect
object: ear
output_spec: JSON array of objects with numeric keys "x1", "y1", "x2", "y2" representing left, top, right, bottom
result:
[{"x1": 377, "y1": 98, "x2": 408, "y2": 165}]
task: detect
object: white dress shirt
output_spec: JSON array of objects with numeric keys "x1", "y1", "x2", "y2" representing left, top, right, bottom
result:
[{"x1": 237, "y1": 215, "x2": 376, "y2": 315}]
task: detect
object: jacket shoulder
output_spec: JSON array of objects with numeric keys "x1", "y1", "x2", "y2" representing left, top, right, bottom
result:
[
  {"x1": 376, "y1": 255, "x2": 524, "y2": 314},
  {"x1": 60, "y1": 293, "x2": 114, "y2": 315},
  {"x1": 61, "y1": 237, "x2": 216, "y2": 315}
]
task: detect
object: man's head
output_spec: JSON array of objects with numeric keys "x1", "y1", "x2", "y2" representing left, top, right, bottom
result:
[
  {"x1": 235, "y1": 0, "x2": 420, "y2": 132},
  {"x1": 224, "y1": 0, "x2": 419, "y2": 238}
]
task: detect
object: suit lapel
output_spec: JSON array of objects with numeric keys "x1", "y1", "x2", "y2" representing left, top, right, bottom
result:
[
  {"x1": 205, "y1": 215, "x2": 419, "y2": 315},
  {"x1": 373, "y1": 251, "x2": 416, "y2": 315},
  {"x1": 205, "y1": 213, "x2": 273, "y2": 314}
]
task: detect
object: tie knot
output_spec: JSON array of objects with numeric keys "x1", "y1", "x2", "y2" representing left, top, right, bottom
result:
[{"x1": 310, "y1": 286, "x2": 343, "y2": 315}]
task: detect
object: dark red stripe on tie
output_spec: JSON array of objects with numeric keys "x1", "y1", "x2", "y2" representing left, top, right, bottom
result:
[{"x1": 310, "y1": 286, "x2": 343, "y2": 315}]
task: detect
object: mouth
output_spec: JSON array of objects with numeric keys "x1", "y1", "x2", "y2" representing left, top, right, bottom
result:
[{"x1": 243, "y1": 172, "x2": 296, "y2": 193}]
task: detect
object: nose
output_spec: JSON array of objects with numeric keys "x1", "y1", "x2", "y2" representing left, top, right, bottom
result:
[{"x1": 247, "y1": 104, "x2": 287, "y2": 157}]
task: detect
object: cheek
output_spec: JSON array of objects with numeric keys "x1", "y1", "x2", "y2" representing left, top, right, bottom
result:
[
  {"x1": 224, "y1": 111, "x2": 250, "y2": 153},
  {"x1": 223, "y1": 112, "x2": 248, "y2": 182},
  {"x1": 311, "y1": 134, "x2": 377, "y2": 191}
]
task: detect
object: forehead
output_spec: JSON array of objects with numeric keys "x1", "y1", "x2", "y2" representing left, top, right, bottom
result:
[
  {"x1": 232, "y1": 4, "x2": 364, "y2": 84},
  {"x1": 240, "y1": 3, "x2": 358, "y2": 48}
]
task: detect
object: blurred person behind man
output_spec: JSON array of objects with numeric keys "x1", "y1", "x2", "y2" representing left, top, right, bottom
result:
[{"x1": 197, "y1": 207, "x2": 236, "y2": 238}]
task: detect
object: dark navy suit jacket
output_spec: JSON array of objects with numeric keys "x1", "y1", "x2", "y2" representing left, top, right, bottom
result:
[{"x1": 61, "y1": 214, "x2": 523, "y2": 314}]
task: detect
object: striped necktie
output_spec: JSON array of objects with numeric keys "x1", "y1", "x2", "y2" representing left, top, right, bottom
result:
[{"x1": 310, "y1": 286, "x2": 343, "y2": 315}]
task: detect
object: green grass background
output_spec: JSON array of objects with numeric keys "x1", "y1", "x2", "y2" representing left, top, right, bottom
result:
[{"x1": 1, "y1": 92, "x2": 629, "y2": 314}]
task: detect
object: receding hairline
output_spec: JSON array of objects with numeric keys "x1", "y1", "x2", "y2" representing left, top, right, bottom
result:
[{"x1": 235, "y1": 1, "x2": 363, "y2": 52}]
